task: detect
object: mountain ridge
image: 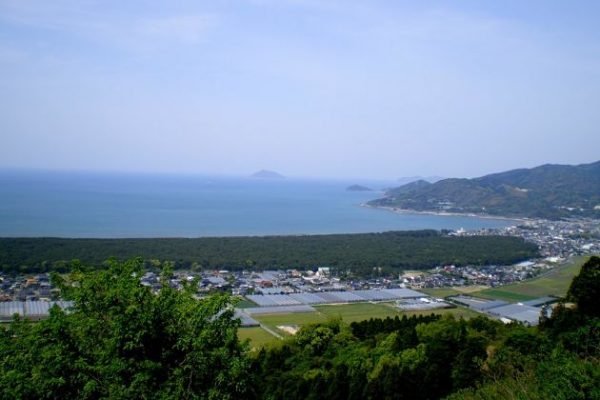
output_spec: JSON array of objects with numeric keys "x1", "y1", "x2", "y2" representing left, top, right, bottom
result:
[{"x1": 369, "y1": 160, "x2": 600, "y2": 219}]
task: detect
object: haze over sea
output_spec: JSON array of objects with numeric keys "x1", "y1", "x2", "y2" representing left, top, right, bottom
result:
[{"x1": 0, "y1": 170, "x2": 514, "y2": 238}]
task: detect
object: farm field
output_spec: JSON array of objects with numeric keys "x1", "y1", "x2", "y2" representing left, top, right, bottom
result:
[
  {"x1": 238, "y1": 327, "x2": 277, "y2": 349},
  {"x1": 244, "y1": 302, "x2": 482, "y2": 346},
  {"x1": 420, "y1": 285, "x2": 488, "y2": 298},
  {"x1": 472, "y1": 289, "x2": 536, "y2": 302},
  {"x1": 239, "y1": 256, "x2": 591, "y2": 347},
  {"x1": 316, "y1": 302, "x2": 482, "y2": 321},
  {"x1": 252, "y1": 312, "x2": 327, "y2": 336},
  {"x1": 234, "y1": 298, "x2": 258, "y2": 309},
  {"x1": 401, "y1": 307, "x2": 481, "y2": 319},
  {"x1": 315, "y1": 302, "x2": 401, "y2": 323},
  {"x1": 473, "y1": 256, "x2": 587, "y2": 301}
]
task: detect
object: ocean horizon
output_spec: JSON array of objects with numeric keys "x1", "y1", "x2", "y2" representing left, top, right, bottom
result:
[{"x1": 0, "y1": 170, "x2": 516, "y2": 238}]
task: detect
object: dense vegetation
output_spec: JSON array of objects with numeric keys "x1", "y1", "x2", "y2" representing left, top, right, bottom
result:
[
  {"x1": 0, "y1": 231, "x2": 538, "y2": 275},
  {"x1": 0, "y1": 259, "x2": 253, "y2": 399},
  {"x1": 1, "y1": 256, "x2": 598, "y2": 399},
  {"x1": 370, "y1": 160, "x2": 600, "y2": 219}
]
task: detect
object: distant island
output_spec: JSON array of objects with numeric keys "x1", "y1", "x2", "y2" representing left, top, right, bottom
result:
[
  {"x1": 251, "y1": 169, "x2": 285, "y2": 179},
  {"x1": 369, "y1": 160, "x2": 600, "y2": 220},
  {"x1": 346, "y1": 184, "x2": 373, "y2": 192}
]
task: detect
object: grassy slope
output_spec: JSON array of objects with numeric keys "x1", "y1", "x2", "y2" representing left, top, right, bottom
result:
[{"x1": 473, "y1": 256, "x2": 588, "y2": 301}]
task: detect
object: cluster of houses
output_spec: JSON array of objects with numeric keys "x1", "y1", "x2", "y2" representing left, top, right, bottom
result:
[
  {"x1": 0, "y1": 273, "x2": 56, "y2": 302},
  {"x1": 463, "y1": 218, "x2": 600, "y2": 259},
  {"x1": 407, "y1": 259, "x2": 560, "y2": 289},
  {"x1": 136, "y1": 267, "x2": 406, "y2": 298}
]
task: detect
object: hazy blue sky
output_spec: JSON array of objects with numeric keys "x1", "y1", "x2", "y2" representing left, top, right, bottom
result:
[{"x1": 1, "y1": 1, "x2": 599, "y2": 179}]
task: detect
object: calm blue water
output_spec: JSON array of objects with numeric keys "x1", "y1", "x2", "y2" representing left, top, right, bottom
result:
[{"x1": 0, "y1": 170, "x2": 515, "y2": 237}]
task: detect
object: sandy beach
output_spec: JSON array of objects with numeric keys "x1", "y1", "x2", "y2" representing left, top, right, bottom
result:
[{"x1": 362, "y1": 203, "x2": 528, "y2": 224}]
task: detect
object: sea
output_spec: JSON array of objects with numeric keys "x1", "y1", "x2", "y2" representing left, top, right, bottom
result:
[{"x1": 0, "y1": 170, "x2": 516, "y2": 238}]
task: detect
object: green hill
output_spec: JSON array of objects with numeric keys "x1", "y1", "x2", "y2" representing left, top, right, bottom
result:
[{"x1": 369, "y1": 160, "x2": 600, "y2": 219}]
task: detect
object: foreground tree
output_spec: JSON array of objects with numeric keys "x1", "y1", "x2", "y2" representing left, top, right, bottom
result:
[
  {"x1": 567, "y1": 255, "x2": 600, "y2": 317},
  {"x1": 0, "y1": 258, "x2": 253, "y2": 400}
]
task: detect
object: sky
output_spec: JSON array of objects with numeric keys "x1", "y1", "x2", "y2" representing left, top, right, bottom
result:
[{"x1": 1, "y1": 0, "x2": 599, "y2": 180}]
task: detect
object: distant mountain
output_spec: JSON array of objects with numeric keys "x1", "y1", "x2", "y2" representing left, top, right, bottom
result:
[
  {"x1": 396, "y1": 176, "x2": 445, "y2": 185},
  {"x1": 346, "y1": 184, "x2": 373, "y2": 192},
  {"x1": 369, "y1": 161, "x2": 600, "y2": 219},
  {"x1": 251, "y1": 170, "x2": 285, "y2": 179}
]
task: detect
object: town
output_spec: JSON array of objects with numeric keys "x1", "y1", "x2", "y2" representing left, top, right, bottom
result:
[{"x1": 2, "y1": 218, "x2": 599, "y2": 326}]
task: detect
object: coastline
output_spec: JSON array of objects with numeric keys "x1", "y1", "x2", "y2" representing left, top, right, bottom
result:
[
  {"x1": 0, "y1": 170, "x2": 523, "y2": 236},
  {"x1": 361, "y1": 203, "x2": 529, "y2": 224}
]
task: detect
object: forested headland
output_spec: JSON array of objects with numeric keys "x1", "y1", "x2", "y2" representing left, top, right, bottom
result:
[
  {"x1": 369, "y1": 160, "x2": 600, "y2": 219},
  {"x1": 0, "y1": 231, "x2": 539, "y2": 275},
  {"x1": 1, "y1": 256, "x2": 598, "y2": 399}
]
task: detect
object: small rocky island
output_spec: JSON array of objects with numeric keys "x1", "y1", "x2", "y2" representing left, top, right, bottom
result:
[
  {"x1": 346, "y1": 184, "x2": 373, "y2": 192},
  {"x1": 251, "y1": 169, "x2": 285, "y2": 179}
]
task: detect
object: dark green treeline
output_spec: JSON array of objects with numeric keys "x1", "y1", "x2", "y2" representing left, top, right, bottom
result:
[{"x1": 0, "y1": 230, "x2": 538, "y2": 275}]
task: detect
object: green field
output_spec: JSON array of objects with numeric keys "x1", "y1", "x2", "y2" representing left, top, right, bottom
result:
[
  {"x1": 243, "y1": 302, "x2": 482, "y2": 347},
  {"x1": 419, "y1": 288, "x2": 462, "y2": 298},
  {"x1": 473, "y1": 289, "x2": 536, "y2": 302},
  {"x1": 252, "y1": 312, "x2": 327, "y2": 336},
  {"x1": 419, "y1": 285, "x2": 489, "y2": 298},
  {"x1": 315, "y1": 302, "x2": 401, "y2": 322},
  {"x1": 473, "y1": 256, "x2": 588, "y2": 302},
  {"x1": 316, "y1": 302, "x2": 481, "y2": 321},
  {"x1": 234, "y1": 298, "x2": 258, "y2": 309},
  {"x1": 238, "y1": 327, "x2": 277, "y2": 349},
  {"x1": 402, "y1": 307, "x2": 481, "y2": 319}
]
